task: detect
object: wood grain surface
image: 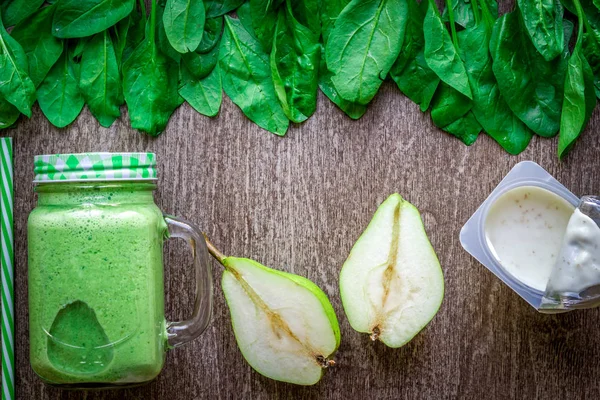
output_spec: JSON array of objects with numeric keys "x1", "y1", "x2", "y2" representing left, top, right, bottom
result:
[{"x1": 7, "y1": 44, "x2": 600, "y2": 400}]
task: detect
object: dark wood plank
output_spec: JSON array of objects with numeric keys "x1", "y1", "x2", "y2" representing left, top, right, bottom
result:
[{"x1": 7, "y1": 8, "x2": 600, "y2": 398}]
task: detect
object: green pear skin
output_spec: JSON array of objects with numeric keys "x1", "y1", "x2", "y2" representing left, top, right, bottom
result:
[{"x1": 206, "y1": 240, "x2": 341, "y2": 386}]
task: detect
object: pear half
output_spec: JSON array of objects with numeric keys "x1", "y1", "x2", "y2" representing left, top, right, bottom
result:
[
  {"x1": 339, "y1": 194, "x2": 444, "y2": 348},
  {"x1": 206, "y1": 240, "x2": 341, "y2": 386}
]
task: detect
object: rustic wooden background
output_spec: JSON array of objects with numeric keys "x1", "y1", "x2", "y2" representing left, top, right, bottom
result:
[
  {"x1": 6, "y1": 8, "x2": 600, "y2": 395},
  {"x1": 8, "y1": 85, "x2": 600, "y2": 399}
]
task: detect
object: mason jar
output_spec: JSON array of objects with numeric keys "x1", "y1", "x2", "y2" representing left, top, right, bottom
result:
[{"x1": 27, "y1": 152, "x2": 212, "y2": 388}]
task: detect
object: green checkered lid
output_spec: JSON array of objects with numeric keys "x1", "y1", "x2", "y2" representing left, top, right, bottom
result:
[{"x1": 33, "y1": 152, "x2": 158, "y2": 182}]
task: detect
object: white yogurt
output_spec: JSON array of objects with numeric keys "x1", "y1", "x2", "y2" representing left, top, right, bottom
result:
[
  {"x1": 546, "y1": 209, "x2": 600, "y2": 294},
  {"x1": 484, "y1": 186, "x2": 575, "y2": 291}
]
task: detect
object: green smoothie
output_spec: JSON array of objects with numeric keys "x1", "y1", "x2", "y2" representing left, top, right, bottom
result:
[{"x1": 28, "y1": 182, "x2": 168, "y2": 386}]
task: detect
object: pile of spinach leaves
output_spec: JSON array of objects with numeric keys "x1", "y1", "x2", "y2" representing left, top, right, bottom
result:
[{"x1": 0, "y1": 0, "x2": 597, "y2": 158}]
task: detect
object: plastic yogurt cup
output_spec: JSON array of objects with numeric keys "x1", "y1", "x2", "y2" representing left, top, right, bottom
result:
[{"x1": 460, "y1": 161, "x2": 580, "y2": 311}]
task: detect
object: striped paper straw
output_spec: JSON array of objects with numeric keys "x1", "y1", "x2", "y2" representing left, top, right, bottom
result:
[{"x1": 1, "y1": 138, "x2": 13, "y2": 400}]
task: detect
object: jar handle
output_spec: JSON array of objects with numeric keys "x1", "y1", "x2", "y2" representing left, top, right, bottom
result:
[{"x1": 163, "y1": 215, "x2": 213, "y2": 348}]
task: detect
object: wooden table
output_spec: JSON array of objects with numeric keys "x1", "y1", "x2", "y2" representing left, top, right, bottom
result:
[{"x1": 8, "y1": 78, "x2": 600, "y2": 399}]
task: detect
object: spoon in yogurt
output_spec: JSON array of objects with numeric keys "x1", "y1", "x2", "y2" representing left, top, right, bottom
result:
[{"x1": 542, "y1": 196, "x2": 600, "y2": 311}]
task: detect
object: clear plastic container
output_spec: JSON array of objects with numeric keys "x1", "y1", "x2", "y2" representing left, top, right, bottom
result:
[{"x1": 460, "y1": 161, "x2": 579, "y2": 311}]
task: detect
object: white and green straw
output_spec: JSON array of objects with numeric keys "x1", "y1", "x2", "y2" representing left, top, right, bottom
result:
[{"x1": 1, "y1": 138, "x2": 13, "y2": 400}]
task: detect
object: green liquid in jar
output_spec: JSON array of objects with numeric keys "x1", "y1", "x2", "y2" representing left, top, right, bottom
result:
[{"x1": 28, "y1": 183, "x2": 168, "y2": 386}]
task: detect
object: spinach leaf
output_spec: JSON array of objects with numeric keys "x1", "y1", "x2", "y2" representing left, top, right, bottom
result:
[
  {"x1": 558, "y1": 0, "x2": 597, "y2": 158},
  {"x1": 205, "y1": 0, "x2": 244, "y2": 18},
  {"x1": 111, "y1": 19, "x2": 128, "y2": 104},
  {"x1": 458, "y1": 5, "x2": 533, "y2": 154},
  {"x1": 11, "y1": 5, "x2": 64, "y2": 88},
  {"x1": 390, "y1": 0, "x2": 439, "y2": 112},
  {"x1": 562, "y1": 0, "x2": 600, "y2": 29},
  {"x1": 326, "y1": 0, "x2": 408, "y2": 105},
  {"x1": 423, "y1": 0, "x2": 472, "y2": 99},
  {"x1": 197, "y1": 16, "x2": 223, "y2": 53},
  {"x1": 517, "y1": 0, "x2": 564, "y2": 62},
  {"x1": 319, "y1": 0, "x2": 367, "y2": 118},
  {"x1": 576, "y1": 0, "x2": 600, "y2": 97},
  {"x1": 163, "y1": 0, "x2": 205, "y2": 53},
  {"x1": 318, "y1": 47, "x2": 367, "y2": 119},
  {"x1": 442, "y1": 110, "x2": 480, "y2": 145},
  {"x1": 583, "y1": 27, "x2": 600, "y2": 97},
  {"x1": 490, "y1": 10, "x2": 570, "y2": 137},
  {"x1": 442, "y1": 0, "x2": 498, "y2": 28},
  {"x1": 69, "y1": 39, "x2": 84, "y2": 80},
  {"x1": 72, "y1": 37, "x2": 89, "y2": 59},
  {"x1": 179, "y1": 63, "x2": 222, "y2": 117},
  {"x1": 123, "y1": 2, "x2": 182, "y2": 135},
  {"x1": 321, "y1": 0, "x2": 349, "y2": 43},
  {"x1": 236, "y1": 1, "x2": 255, "y2": 35},
  {"x1": 250, "y1": 0, "x2": 283, "y2": 50},
  {"x1": 291, "y1": 0, "x2": 321, "y2": 35},
  {"x1": 1, "y1": 0, "x2": 44, "y2": 27},
  {"x1": 53, "y1": 0, "x2": 135, "y2": 39},
  {"x1": 428, "y1": 36, "x2": 480, "y2": 149},
  {"x1": 181, "y1": 43, "x2": 219, "y2": 79},
  {"x1": 0, "y1": 96, "x2": 19, "y2": 129},
  {"x1": 0, "y1": 16, "x2": 36, "y2": 117},
  {"x1": 430, "y1": 83, "x2": 472, "y2": 128},
  {"x1": 430, "y1": 82, "x2": 480, "y2": 145},
  {"x1": 219, "y1": 16, "x2": 289, "y2": 135},
  {"x1": 157, "y1": 1, "x2": 182, "y2": 61},
  {"x1": 121, "y1": 3, "x2": 146, "y2": 64},
  {"x1": 80, "y1": 30, "x2": 121, "y2": 127},
  {"x1": 37, "y1": 47, "x2": 85, "y2": 127},
  {"x1": 270, "y1": 2, "x2": 320, "y2": 123},
  {"x1": 586, "y1": 0, "x2": 600, "y2": 27},
  {"x1": 113, "y1": 12, "x2": 131, "y2": 70},
  {"x1": 392, "y1": 51, "x2": 439, "y2": 112}
]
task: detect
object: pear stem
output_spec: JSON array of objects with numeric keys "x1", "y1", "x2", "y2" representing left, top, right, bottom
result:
[
  {"x1": 316, "y1": 355, "x2": 336, "y2": 368},
  {"x1": 203, "y1": 234, "x2": 227, "y2": 265},
  {"x1": 370, "y1": 326, "x2": 381, "y2": 341}
]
